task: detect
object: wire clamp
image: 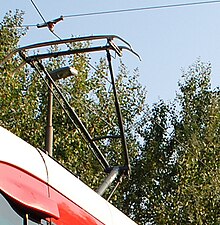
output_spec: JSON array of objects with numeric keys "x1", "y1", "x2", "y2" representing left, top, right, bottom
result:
[{"x1": 37, "y1": 16, "x2": 64, "y2": 32}]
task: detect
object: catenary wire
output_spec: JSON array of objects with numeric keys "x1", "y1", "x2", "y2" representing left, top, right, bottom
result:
[
  {"x1": 29, "y1": 0, "x2": 120, "y2": 142},
  {"x1": 30, "y1": 0, "x2": 47, "y2": 24},
  {"x1": 8, "y1": 0, "x2": 220, "y2": 28},
  {"x1": 29, "y1": 0, "x2": 111, "y2": 83},
  {"x1": 63, "y1": 0, "x2": 220, "y2": 18}
]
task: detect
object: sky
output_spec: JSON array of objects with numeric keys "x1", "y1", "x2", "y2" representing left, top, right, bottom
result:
[{"x1": 1, "y1": 0, "x2": 220, "y2": 105}]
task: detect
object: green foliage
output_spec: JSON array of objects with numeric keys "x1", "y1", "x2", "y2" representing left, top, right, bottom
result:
[
  {"x1": 0, "y1": 11, "x2": 147, "y2": 191},
  {"x1": 120, "y1": 101, "x2": 177, "y2": 224},
  {"x1": 1, "y1": 11, "x2": 219, "y2": 225},
  {"x1": 127, "y1": 60, "x2": 220, "y2": 225},
  {"x1": 171, "y1": 60, "x2": 220, "y2": 224},
  {"x1": 0, "y1": 10, "x2": 27, "y2": 57},
  {"x1": 0, "y1": 10, "x2": 29, "y2": 136}
]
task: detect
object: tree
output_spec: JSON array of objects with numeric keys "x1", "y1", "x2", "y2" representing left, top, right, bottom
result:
[
  {"x1": 0, "y1": 11, "x2": 147, "y2": 195},
  {"x1": 0, "y1": 10, "x2": 29, "y2": 135},
  {"x1": 120, "y1": 100, "x2": 177, "y2": 224},
  {"x1": 2, "y1": 11, "x2": 219, "y2": 225},
  {"x1": 124, "y1": 60, "x2": 220, "y2": 225},
  {"x1": 170, "y1": 60, "x2": 220, "y2": 224}
]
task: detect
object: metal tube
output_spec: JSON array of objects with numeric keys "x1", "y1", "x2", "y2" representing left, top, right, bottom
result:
[
  {"x1": 33, "y1": 61, "x2": 110, "y2": 171},
  {"x1": 1, "y1": 35, "x2": 140, "y2": 67},
  {"x1": 17, "y1": 35, "x2": 131, "y2": 52},
  {"x1": 45, "y1": 81, "x2": 53, "y2": 156},
  {"x1": 24, "y1": 46, "x2": 115, "y2": 62},
  {"x1": 107, "y1": 175, "x2": 123, "y2": 201},
  {"x1": 96, "y1": 167, "x2": 120, "y2": 196},
  {"x1": 106, "y1": 50, "x2": 131, "y2": 175}
]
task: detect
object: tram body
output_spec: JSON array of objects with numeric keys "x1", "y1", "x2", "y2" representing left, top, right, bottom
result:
[{"x1": 0, "y1": 126, "x2": 136, "y2": 225}]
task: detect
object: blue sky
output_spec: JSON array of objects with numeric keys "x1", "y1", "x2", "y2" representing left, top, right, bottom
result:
[{"x1": 1, "y1": 0, "x2": 220, "y2": 105}]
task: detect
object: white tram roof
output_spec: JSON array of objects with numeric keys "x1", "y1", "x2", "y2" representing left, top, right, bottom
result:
[{"x1": 0, "y1": 126, "x2": 137, "y2": 225}]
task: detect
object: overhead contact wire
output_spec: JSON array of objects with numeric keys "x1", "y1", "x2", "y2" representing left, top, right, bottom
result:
[
  {"x1": 30, "y1": 0, "x2": 47, "y2": 24},
  {"x1": 15, "y1": 0, "x2": 220, "y2": 28},
  {"x1": 64, "y1": 0, "x2": 220, "y2": 18}
]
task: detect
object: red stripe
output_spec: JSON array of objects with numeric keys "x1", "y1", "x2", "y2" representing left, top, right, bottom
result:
[{"x1": 0, "y1": 162, "x2": 103, "y2": 224}]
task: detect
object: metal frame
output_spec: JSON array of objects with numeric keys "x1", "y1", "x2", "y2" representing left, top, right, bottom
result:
[{"x1": 1, "y1": 35, "x2": 140, "y2": 198}]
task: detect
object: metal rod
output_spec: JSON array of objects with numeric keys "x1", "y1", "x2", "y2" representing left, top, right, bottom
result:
[
  {"x1": 17, "y1": 35, "x2": 132, "y2": 51},
  {"x1": 24, "y1": 46, "x2": 141, "y2": 63},
  {"x1": 32, "y1": 62, "x2": 90, "y2": 153},
  {"x1": 30, "y1": 60, "x2": 110, "y2": 171},
  {"x1": 45, "y1": 80, "x2": 53, "y2": 156},
  {"x1": 106, "y1": 50, "x2": 131, "y2": 175},
  {"x1": 1, "y1": 35, "x2": 140, "y2": 68},
  {"x1": 24, "y1": 46, "x2": 117, "y2": 62},
  {"x1": 107, "y1": 174, "x2": 123, "y2": 201}
]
